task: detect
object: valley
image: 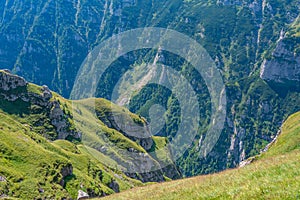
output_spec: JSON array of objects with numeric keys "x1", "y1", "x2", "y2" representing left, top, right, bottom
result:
[{"x1": 0, "y1": 0, "x2": 299, "y2": 199}]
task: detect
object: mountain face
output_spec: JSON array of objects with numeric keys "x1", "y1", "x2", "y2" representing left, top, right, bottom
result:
[
  {"x1": 0, "y1": 70, "x2": 180, "y2": 199},
  {"x1": 1, "y1": 0, "x2": 298, "y2": 96},
  {"x1": 0, "y1": 0, "x2": 300, "y2": 178},
  {"x1": 260, "y1": 17, "x2": 300, "y2": 90}
]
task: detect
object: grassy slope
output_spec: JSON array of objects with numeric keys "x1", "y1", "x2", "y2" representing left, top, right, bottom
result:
[
  {"x1": 0, "y1": 73, "x2": 147, "y2": 199},
  {"x1": 0, "y1": 111, "x2": 143, "y2": 199},
  {"x1": 101, "y1": 112, "x2": 300, "y2": 200},
  {"x1": 0, "y1": 70, "x2": 172, "y2": 199}
]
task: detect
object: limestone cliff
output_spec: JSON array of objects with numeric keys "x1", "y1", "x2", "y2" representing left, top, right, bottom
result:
[
  {"x1": 260, "y1": 17, "x2": 300, "y2": 90},
  {"x1": 260, "y1": 38, "x2": 300, "y2": 89}
]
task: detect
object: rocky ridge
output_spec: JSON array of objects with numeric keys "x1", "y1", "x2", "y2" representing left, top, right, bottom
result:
[{"x1": 0, "y1": 69, "x2": 81, "y2": 140}]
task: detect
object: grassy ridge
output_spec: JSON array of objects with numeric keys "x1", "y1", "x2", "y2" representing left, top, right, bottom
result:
[
  {"x1": 0, "y1": 70, "x2": 174, "y2": 199},
  {"x1": 101, "y1": 112, "x2": 300, "y2": 200},
  {"x1": 0, "y1": 74, "x2": 148, "y2": 199},
  {"x1": 0, "y1": 111, "x2": 142, "y2": 199}
]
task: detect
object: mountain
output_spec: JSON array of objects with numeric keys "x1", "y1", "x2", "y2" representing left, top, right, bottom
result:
[
  {"x1": 0, "y1": 0, "x2": 300, "y2": 180},
  {"x1": 100, "y1": 110, "x2": 300, "y2": 199},
  {"x1": 0, "y1": 70, "x2": 180, "y2": 199}
]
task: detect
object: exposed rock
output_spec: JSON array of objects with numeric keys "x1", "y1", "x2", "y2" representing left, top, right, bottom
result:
[
  {"x1": 77, "y1": 190, "x2": 89, "y2": 200},
  {"x1": 42, "y1": 85, "x2": 52, "y2": 100},
  {"x1": 139, "y1": 137, "x2": 153, "y2": 151},
  {"x1": 0, "y1": 70, "x2": 27, "y2": 91},
  {"x1": 0, "y1": 70, "x2": 81, "y2": 140},
  {"x1": 109, "y1": 149, "x2": 165, "y2": 182},
  {"x1": 61, "y1": 163, "x2": 73, "y2": 177},
  {"x1": 38, "y1": 188, "x2": 45, "y2": 193},
  {"x1": 49, "y1": 100, "x2": 81, "y2": 140},
  {"x1": 239, "y1": 157, "x2": 255, "y2": 168},
  {"x1": 227, "y1": 120, "x2": 247, "y2": 165},
  {"x1": 50, "y1": 101, "x2": 68, "y2": 139},
  {"x1": 126, "y1": 169, "x2": 165, "y2": 183},
  {"x1": 108, "y1": 179, "x2": 120, "y2": 193},
  {"x1": 59, "y1": 163, "x2": 73, "y2": 187},
  {"x1": 0, "y1": 176, "x2": 6, "y2": 182},
  {"x1": 260, "y1": 38, "x2": 300, "y2": 89},
  {"x1": 98, "y1": 112, "x2": 154, "y2": 151},
  {"x1": 114, "y1": 174, "x2": 123, "y2": 180},
  {"x1": 161, "y1": 164, "x2": 181, "y2": 180}
]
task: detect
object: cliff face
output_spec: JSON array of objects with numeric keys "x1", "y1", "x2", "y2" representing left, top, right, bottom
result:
[
  {"x1": 261, "y1": 41, "x2": 300, "y2": 85},
  {"x1": 260, "y1": 19, "x2": 300, "y2": 90}
]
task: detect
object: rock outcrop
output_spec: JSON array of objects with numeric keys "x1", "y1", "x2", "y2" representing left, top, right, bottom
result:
[
  {"x1": 59, "y1": 163, "x2": 73, "y2": 187},
  {"x1": 260, "y1": 38, "x2": 300, "y2": 89},
  {"x1": 42, "y1": 85, "x2": 52, "y2": 100},
  {"x1": 0, "y1": 70, "x2": 27, "y2": 90},
  {"x1": 108, "y1": 179, "x2": 120, "y2": 193},
  {"x1": 50, "y1": 101, "x2": 76, "y2": 139},
  {"x1": 97, "y1": 112, "x2": 154, "y2": 151},
  {"x1": 0, "y1": 70, "x2": 81, "y2": 140},
  {"x1": 0, "y1": 176, "x2": 6, "y2": 182},
  {"x1": 77, "y1": 190, "x2": 89, "y2": 200}
]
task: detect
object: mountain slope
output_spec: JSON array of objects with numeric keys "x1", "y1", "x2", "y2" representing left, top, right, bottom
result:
[
  {"x1": 101, "y1": 111, "x2": 300, "y2": 200},
  {"x1": 0, "y1": 111, "x2": 142, "y2": 199},
  {"x1": 1, "y1": 0, "x2": 300, "y2": 179},
  {"x1": 0, "y1": 70, "x2": 179, "y2": 199}
]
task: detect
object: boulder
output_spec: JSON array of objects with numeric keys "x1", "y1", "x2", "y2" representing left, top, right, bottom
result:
[
  {"x1": 42, "y1": 85, "x2": 52, "y2": 100},
  {"x1": 77, "y1": 190, "x2": 89, "y2": 200},
  {"x1": 108, "y1": 179, "x2": 120, "y2": 193},
  {"x1": 0, "y1": 176, "x2": 6, "y2": 182}
]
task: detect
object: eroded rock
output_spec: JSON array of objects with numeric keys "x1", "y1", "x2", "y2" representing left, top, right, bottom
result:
[
  {"x1": 260, "y1": 39, "x2": 300, "y2": 88},
  {"x1": 0, "y1": 70, "x2": 27, "y2": 91},
  {"x1": 77, "y1": 190, "x2": 89, "y2": 200},
  {"x1": 108, "y1": 179, "x2": 120, "y2": 193},
  {"x1": 59, "y1": 163, "x2": 73, "y2": 187}
]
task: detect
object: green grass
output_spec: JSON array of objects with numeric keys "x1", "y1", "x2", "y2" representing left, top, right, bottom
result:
[
  {"x1": 150, "y1": 136, "x2": 172, "y2": 165},
  {"x1": 0, "y1": 111, "x2": 143, "y2": 199},
  {"x1": 26, "y1": 83, "x2": 43, "y2": 96},
  {"x1": 72, "y1": 98, "x2": 147, "y2": 154},
  {"x1": 0, "y1": 70, "x2": 152, "y2": 198},
  {"x1": 261, "y1": 112, "x2": 300, "y2": 158},
  {"x1": 100, "y1": 111, "x2": 300, "y2": 200},
  {"x1": 0, "y1": 70, "x2": 174, "y2": 198}
]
